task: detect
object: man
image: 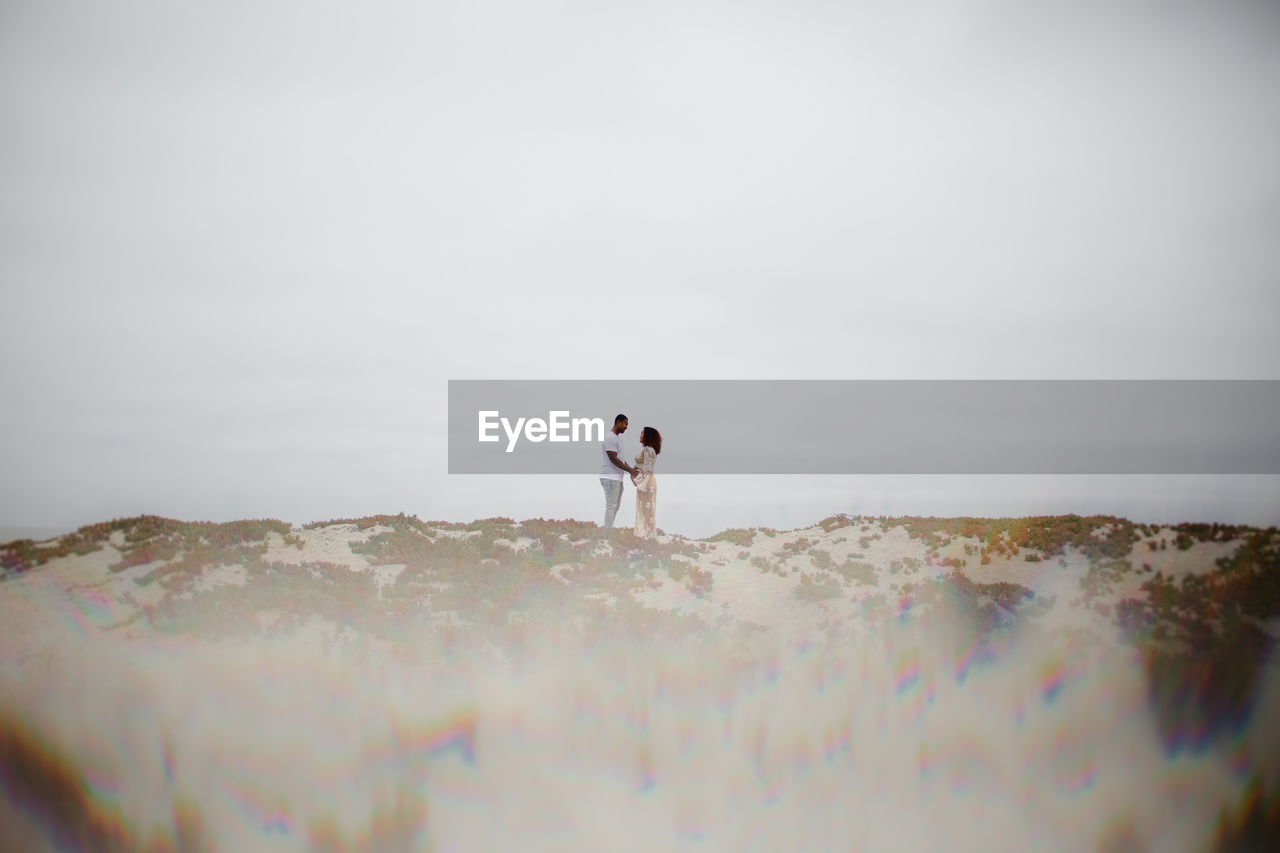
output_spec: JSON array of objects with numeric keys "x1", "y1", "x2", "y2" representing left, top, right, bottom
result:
[{"x1": 600, "y1": 413, "x2": 637, "y2": 534}]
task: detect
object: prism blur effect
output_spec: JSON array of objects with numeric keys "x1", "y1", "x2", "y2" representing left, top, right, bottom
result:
[{"x1": 2, "y1": 514, "x2": 1277, "y2": 851}]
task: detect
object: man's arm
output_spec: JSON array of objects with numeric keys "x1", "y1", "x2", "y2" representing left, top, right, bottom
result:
[{"x1": 607, "y1": 450, "x2": 636, "y2": 476}]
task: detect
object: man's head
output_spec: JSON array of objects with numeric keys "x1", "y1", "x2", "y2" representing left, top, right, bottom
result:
[{"x1": 613, "y1": 414, "x2": 628, "y2": 434}]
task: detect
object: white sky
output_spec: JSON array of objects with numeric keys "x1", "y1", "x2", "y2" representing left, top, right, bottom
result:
[{"x1": 3, "y1": 0, "x2": 1279, "y2": 538}]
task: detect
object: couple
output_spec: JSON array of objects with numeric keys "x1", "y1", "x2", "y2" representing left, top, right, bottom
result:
[{"x1": 599, "y1": 413, "x2": 662, "y2": 539}]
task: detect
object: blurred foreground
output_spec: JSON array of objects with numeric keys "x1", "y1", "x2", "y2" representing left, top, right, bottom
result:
[{"x1": 2, "y1": 514, "x2": 1278, "y2": 851}]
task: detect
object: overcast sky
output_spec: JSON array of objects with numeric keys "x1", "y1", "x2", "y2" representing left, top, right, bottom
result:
[{"x1": 3, "y1": 0, "x2": 1278, "y2": 538}]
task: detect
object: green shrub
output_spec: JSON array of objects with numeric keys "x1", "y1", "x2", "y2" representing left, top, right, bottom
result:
[
  {"x1": 705, "y1": 528, "x2": 754, "y2": 546},
  {"x1": 793, "y1": 573, "x2": 842, "y2": 601},
  {"x1": 780, "y1": 537, "x2": 814, "y2": 555},
  {"x1": 808, "y1": 549, "x2": 833, "y2": 570},
  {"x1": 686, "y1": 565, "x2": 713, "y2": 597},
  {"x1": 834, "y1": 559, "x2": 876, "y2": 585},
  {"x1": 891, "y1": 514, "x2": 1143, "y2": 562}
]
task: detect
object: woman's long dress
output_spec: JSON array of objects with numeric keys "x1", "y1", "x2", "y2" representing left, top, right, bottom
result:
[{"x1": 633, "y1": 446, "x2": 658, "y2": 539}]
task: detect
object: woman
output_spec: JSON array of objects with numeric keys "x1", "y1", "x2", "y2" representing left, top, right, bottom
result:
[{"x1": 631, "y1": 426, "x2": 662, "y2": 539}]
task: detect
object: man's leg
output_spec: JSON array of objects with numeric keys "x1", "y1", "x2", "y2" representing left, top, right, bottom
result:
[{"x1": 601, "y1": 478, "x2": 622, "y2": 533}]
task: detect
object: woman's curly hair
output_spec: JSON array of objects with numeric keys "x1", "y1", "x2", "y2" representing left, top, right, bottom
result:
[{"x1": 639, "y1": 426, "x2": 662, "y2": 455}]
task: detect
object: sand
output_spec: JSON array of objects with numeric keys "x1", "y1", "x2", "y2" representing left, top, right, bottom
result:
[{"x1": 0, "y1": 514, "x2": 1275, "y2": 851}]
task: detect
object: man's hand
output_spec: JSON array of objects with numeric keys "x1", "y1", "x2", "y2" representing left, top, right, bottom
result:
[{"x1": 607, "y1": 450, "x2": 635, "y2": 477}]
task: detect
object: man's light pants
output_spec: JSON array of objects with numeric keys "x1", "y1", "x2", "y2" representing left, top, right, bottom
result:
[{"x1": 601, "y1": 478, "x2": 623, "y2": 532}]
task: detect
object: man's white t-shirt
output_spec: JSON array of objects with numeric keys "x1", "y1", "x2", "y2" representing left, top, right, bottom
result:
[{"x1": 600, "y1": 430, "x2": 626, "y2": 480}]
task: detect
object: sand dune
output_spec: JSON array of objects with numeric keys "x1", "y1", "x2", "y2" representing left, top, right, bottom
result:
[{"x1": 1, "y1": 513, "x2": 1276, "y2": 850}]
